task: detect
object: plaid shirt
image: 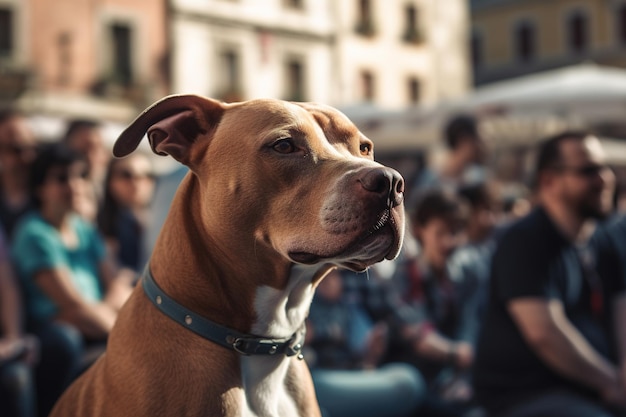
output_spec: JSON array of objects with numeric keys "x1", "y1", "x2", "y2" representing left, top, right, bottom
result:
[{"x1": 339, "y1": 265, "x2": 423, "y2": 330}]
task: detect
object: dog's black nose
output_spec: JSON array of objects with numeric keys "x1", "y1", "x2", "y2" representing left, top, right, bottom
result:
[{"x1": 359, "y1": 167, "x2": 405, "y2": 208}]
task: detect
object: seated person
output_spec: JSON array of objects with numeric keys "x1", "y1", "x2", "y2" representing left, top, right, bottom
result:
[
  {"x1": 390, "y1": 190, "x2": 482, "y2": 416},
  {"x1": 11, "y1": 144, "x2": 135, "y2": 412},
  {"x1": 0, "y1": 227, "x2": 38, "y2": 417},
  {"x1": 451, "y1": 182, "x2": 505, "y2": 316},
  {"x1": 604, "y1": 213, "x2": 625, "y2": 262},
  {"x1": 306, "y1": 268, "x2": 425, "y2": 417},
  {"x1": 0, "y1": 110, "x2": 38, "y2": 240},
  {"x1": 98, "y1": 152, "x2": 156, "y2": 272},
  {"x1": 407, "y1": 114, "x2": 489, "y2": 205},
  {"x1": 473, "y1": 132, "x2": 626, "y2": 417}
]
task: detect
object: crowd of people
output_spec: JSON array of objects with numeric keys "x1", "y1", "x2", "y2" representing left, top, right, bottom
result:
[
  {"x1": 0, "y1": 109, "x2": 156, "y2": 417},
  {"x1": 305, "y1": 117, "x2": 626, "y2": 417},
  {"x1": 0, "y1": 106, "x2": 625, "y2": 417}
]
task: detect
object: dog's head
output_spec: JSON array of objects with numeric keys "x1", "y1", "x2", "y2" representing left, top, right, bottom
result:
[{"x1": 115, "y1": 94, "x2": 404, "y2": 272}]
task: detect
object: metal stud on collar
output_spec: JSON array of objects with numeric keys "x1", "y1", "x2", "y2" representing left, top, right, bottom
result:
[{"x1": 231, "y1": 338, "x2": 248, "y2": 355}]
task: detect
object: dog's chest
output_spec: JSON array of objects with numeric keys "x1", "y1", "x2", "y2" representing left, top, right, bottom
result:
[
  {"x1": 237, "y1": 267, "x2": 316, "y2": 416},
  {"x1": 239, "y1": 356, "x2": 299, "y2": 417},
  {"x1": 251, "y1": 265, "x2": 317, "y2": 337}
]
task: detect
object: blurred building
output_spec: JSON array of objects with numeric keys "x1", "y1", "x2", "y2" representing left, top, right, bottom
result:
[
  {"x1": 170, "y1": 0, "x2": 471, "y2": 110},
  {"x1": 333, "y1": 0, "x2": 470, "y2": 109},
  {"x1": 471, "y1": 0, "x2": 626, "y2": 85},
  {"x1": 0, "y1": 0, "x2": 169, "y2": 136},
  {"x1": 170, "y1": 0, "x2": 335, "y2": 104},
  {"x1": 0, "y1": 0, "x2": 471, "y2": 140}
]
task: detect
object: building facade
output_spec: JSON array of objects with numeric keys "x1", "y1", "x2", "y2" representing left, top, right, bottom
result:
[
  {"x1": 0, "y1": 0, "x2": 470, "y2": 138},
  {"x1": 0, "y1": 0, "x2": 169, "y2": 126},
  {"x1": 170, "y1": 0, "x2": 471, "y2": 110},
  {"x1": 333, "y1": 0, "x2": 470, "y2": 109},
  {"x1": 170, "y1": 0, "x2": 335, "y2": 104},
  {"x1": 471, "y1": 0, "x2": 626, "y2": 85}
]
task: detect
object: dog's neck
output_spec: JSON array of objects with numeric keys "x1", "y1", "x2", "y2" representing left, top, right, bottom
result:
[
  {"x1": 150, "y1": 174, "x2": 329, "y2": 339},
  {"x1": 250, "y1": 264, "x2": 319, "y2": 338},
  {"x1": 238, "y1": 265, "x2": 319, "y2": 416},
  {"x1": 149, "y1": 176, "x2": 325, "y2": 416}
]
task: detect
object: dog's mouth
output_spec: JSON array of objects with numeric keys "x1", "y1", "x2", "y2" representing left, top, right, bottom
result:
[{"x1": 289, "y1": 208, "x2": 403, "y2": 271}]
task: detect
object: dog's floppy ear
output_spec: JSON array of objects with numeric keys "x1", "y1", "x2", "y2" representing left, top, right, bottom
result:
[{"x1": 113, "y1": 94, "x2": 225, "y2": 166}]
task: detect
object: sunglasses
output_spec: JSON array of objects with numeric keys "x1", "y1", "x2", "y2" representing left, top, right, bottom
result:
[
  {"x1": 47, "y1": 170, "x2": 90, "y2": 185},
  {"x1": 113, "y1": 169, "x2": 156, "y2": 181},
  {"x1": 555, "y1": 164, "x2": 605, "y2": 178}
]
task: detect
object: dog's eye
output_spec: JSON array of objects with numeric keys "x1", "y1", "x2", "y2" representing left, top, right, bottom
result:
[
  {"x1": 360, "y1": 142, "x2": 372, "y2": 156},
  {"x1": 272, "y1": 139, "x2": 296, "y2": 154}
]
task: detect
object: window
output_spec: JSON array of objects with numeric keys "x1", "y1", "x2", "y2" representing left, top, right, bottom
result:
[
  {"x1": 403, "y1": 5, "x2": 422, "y2": 43},
  {"x1": 355, "y1": 0, "x2": 375, "y2": 37},
  {"x1": 471, "y1": 30, "x2": 483, "y2": 69},
  {"x1": 619, "y1": 5, "x2": 626, "y2": 44},
  {"x1": 408, "y1": 77, "x2": 420, "y2": 105},
  {"x1": 285, "y1": 58, "x2": 305, "y2": 101},
  {"x1": 514, "y1": 21, "x2": 536, "y2": 62},
  {"x1": 57, "y1": 32, "x2": 72, "y2": 86},
  {"x1": 360, "y1": 70, "x2": 375, "y2": 102},
  {"x1": 284, "y1": 0, "x2": 304, "y2": 9},
  {"x1": 110, "y1": 23, "x2": 133, "y2": 86},
  {"x1": 567, "y1": 11, "x2": 588, "y2": 53},
  {"x1": 0, "y1": 8, "x2": 13, "y2": 58},
  {"x1": 221, "y1": 50, "x2": 240, "y2": 92}
]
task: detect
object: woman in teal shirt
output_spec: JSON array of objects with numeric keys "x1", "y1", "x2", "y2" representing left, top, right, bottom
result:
[{"x1": 11, "y1": 143, "x2": 134, "y2": 416}]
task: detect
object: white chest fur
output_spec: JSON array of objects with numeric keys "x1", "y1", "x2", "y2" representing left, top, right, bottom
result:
[
  {"x1": 239, "y1": 355, "x2": 298, "y2": 417},
  {"x1": 239, "y1": 265, "x2": 317, "y2": 416}
]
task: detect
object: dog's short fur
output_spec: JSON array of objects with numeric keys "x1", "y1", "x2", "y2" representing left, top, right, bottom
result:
[{"x1": 50, "y1": 95, "x2": 405, "y2": 417}]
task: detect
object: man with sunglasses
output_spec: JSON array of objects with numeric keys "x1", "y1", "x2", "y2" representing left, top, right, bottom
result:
[{"x1": 473, "y1": 132, "x2": 626, "y2": 417}]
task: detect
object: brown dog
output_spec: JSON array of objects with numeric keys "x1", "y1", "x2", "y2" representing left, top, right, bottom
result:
[{"x1": 50, "y1": 95, "x2": 405, "y2": 417}]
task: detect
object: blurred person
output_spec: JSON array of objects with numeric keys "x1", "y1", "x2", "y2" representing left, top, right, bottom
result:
[
  {"x1": 0, "y1": 226, "x2": 38, "y2": 417},
  {"x1": 451, "y1": 182, "x2": 506, "y2": 315},
  {"x1": 98, "y1": 152, "x2": 156, "y2": 273},
  {"x1": 605, "y1": 214, "x2": 625, "y2": 264},
  {"x1": 409, "y1": 114, "x2": 488, "y2": 207},
  {"x1": 11, "y1": 144, "x2": 135, "y2": 412},
  {"x1": 598, "y1": 212, "x2": 626, "y2": 311},
  {"x1": 438, "y1": 115, "x2": 488, "y2": 186},
  {"x1": 501, "y1": 192, "x2": 533, "y2": 222},
  {"x1": 457, "y1": 182, "x2": 502, "y2": 245},
  {"x1": 306, "y1": 268, "x2": 426, "y2": 417},
  {"x1": 473, "y1": 132, "x2": 626, "y2": 417},
  {"x1": 0, "y1": 110, "x2": 38, "y2": 240},
  {"x1": 390, "y1": 189, "x2": 482, "y2": 417},
  {"x1": 609, "y1": 180, "x2": 625, "y2": 213},
  {"x1": 62, "y1": 119, "x2": 110, "y2": 191},
  {"x1": 62, "y1": 119, "x2": 109, "y2": 221},
  {"x1": 594, "y1": 177, "x2": 624, "y2": 282},
  {"x1": 143, "y1": 164, "x2": 188, "y2": 261}
]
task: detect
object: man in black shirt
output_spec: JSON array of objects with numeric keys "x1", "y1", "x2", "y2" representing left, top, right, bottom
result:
[{"x1": 473, "y1": 132, "x2": 626, "y2": 417}]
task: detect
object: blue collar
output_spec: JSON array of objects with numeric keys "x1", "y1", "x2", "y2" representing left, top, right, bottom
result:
[{"x1": 142, "y1": 268, "x2": 305, "y2": 358}]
